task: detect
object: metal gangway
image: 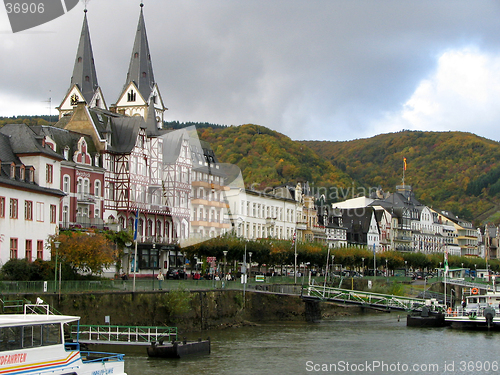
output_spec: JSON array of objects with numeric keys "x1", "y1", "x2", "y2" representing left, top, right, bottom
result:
[
  {"x1": 71, "y1": 325, "x2": 178, "y2": 346},
  {"x1": 303, "y1": 284, "x2": 429, "y2": 312},
  {"x1": 446, "y1": 278, "x2": 495, "y2": 292}
]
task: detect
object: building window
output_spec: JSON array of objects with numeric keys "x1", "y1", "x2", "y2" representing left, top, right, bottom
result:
[
  {"x1": 27, "y1": 167, "x2": 34, "y2": 183},
  {"x1": 46, "y1": 164, "x2": 53, "y2": 184},
  {"x1": 36, "y1": 202, "x2": 44, "y2": 222},
  {"x1": 127, "y1": 90, "x2": 136, "y2": 102},
  {"x1": 0, "y1": 197, "x2": 5, "y2": 218},
  {"x1": 94, "y1": 180, "x2": 101, "y2": 197},
  {"x1": 25, "y1": 239, "x2": 32, "y2": 262},
  {"x1": 25, "y1": 201, "x2": 33, "y2": 221},
  {"x1": 37, "y1": 240, "x2": 43, "y2": 260},
  {"x1": 10, "y1": 198, "x2": 18, "y2": 219},
  {"x1": 50, "y1": 205, "x2": 56, "y2": 224},
  {"x1": 63, "y1": 176, "x2": 70, "y2": 193},
  {"x1": 10, "y1": 238, "x2": 18, "y2": 259},
  {"x1": 63, "y1": 206, "x2": 69, "y2": 227}
]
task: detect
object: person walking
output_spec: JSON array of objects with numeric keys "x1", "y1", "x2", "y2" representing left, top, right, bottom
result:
[{"x1": 157, "y1": 272, "x2": 164, "y2": 290}]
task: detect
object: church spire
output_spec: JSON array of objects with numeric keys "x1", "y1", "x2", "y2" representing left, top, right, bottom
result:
[
  {"x1": 70, "y1": 9, "x2": 99, "y2": 104},
  {"x1": 124, "y1": 3, "x2": 155, "y2": 101}
]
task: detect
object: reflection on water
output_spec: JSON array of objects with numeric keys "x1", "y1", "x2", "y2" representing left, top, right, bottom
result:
[{"x1": 125, "y1": 312, "x2": 499, "y2": 375}]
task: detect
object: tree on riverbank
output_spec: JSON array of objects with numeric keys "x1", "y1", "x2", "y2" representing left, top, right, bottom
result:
[
  {"x1": 184, "y1": 236, "x2": 500, "y2": 274},
  {"x1": 49, "y1": 230, "x2": 128, "y2": 276}
]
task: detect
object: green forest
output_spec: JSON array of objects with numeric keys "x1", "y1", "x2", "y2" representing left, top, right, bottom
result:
[
  {"x1": 200, "y1": 126, "x2": 500, "y2": 226},
  {"x1": 303, "y1": 131, "x2": 500, "y2": 224},
  {"x1": 198, "y1": 124, "x2": 354, "y2": 195}
]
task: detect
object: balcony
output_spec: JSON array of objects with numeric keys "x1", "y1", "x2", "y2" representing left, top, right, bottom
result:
[{"x1": 77, "y1": 193, "x2": 96, "y2": 204}]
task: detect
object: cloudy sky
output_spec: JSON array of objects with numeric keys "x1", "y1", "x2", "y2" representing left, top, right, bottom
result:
[{"x1": 1, "y1": 0, "x2": 500, "y2": 142}]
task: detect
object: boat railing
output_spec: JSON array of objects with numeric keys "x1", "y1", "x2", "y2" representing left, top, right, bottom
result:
[
  {"x1": 445, "y1": 307, "x2": 500, "y2": 318},
  {"x1": 80, "y1": 351, "x2": 125, "y2": 363},
  {"x1": 23, "y1": 303, "x2": 61, "y2": 316}
]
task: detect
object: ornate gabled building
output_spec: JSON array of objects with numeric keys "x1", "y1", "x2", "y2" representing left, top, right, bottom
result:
[
  {"x1": 53, "y1": 4, "x2": 179, "y2": 275},
  {"x1": 113, "y1": 4, "x2": 166, "y2": 127},
  {"x1": 57, "y1": 10, "x2": 106, "y2": 118},
  {"x1": 30, "y1": 124, "x2": 106, "y2": 230}
]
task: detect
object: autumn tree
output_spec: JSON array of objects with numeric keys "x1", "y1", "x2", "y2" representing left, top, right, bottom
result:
[{"x1": 50, "y1": 230, "x2": 118, "y2": 275}]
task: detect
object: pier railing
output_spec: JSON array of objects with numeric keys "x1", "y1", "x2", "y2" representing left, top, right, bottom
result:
[
  {"x1": 304, "y1": 285, "x2": 428, "y2": 312},
  {"x1": 71, "y1": 325, "x2": 178, "y2": 344}
]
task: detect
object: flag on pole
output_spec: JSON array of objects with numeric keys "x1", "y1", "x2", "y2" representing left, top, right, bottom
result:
[
  {"x1": 404, "y1": 157, "x2": 407, "y2": 171},
  {"x1": 291, "y1": 230, "x2": 296, "y2": 248},
  {"x1": 133, "y1": 208, "x2": 139, "y2": 241}
]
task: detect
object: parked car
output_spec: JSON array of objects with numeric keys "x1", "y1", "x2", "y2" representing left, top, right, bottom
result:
[{"x1": 166, "y1": 268, "x2": 186, "y2": 279}]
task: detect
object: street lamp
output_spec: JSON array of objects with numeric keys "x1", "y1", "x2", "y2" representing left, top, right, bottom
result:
[
  {"x1": 331, "y1": 255, "x2": 335, "y2": 281},
  {"x1": 125, "y1": 241, "x2": 132, "y2": 276},
  {"x1": 248, "y1": 252, "x2": 253, "y2": 279},
  {"x1": 405, "y1": 260, "x2": 408, "y2": 278},
  {"x1": 54, "y1": 241, "x2": 60, "y2": 293},
  {"x1": 362, "y1": 257, "x2": 365, "y2": 277},
  {"x1": 385, "y1": 258, "x2": 388, "y2": 277},
  {"x1": 223, "y1": 250, "x2": 228, "y2": 276}
]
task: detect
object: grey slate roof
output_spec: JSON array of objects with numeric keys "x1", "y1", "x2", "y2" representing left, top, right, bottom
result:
[
  {"x1": 70, "y1": 11, "x2": 99, "y2": 103},
  {"x1": 31, "y1": 125, "x2": 97, "y2": 160},
  {"x1": 0, "y1": 133, "x2": 21, "y2": 164},
  {"x1": 145, "y1": 100, "x2": 160, "y2": 137},
  {"x1": 161, "y1": 129, "x2": 187, "y2": 164},
  {"x1": 0, "y1": 125, "x2": 64, "y2": 197},
  {"x1": 0, "y1": 124, "x2": 63, "y2": 161},
  {"x1": 107, "y1": 116, "x2": 144, "y2": 154},
  {"x1": 124, "y1": 4, "x2": 155, "y2": 101}
]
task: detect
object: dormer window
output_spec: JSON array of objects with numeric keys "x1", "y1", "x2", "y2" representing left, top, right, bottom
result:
[
  {"x1": 19, "y1": 165, "x2": 25, "y2": 181},
  {"x1": 27, "y1": 167, "x2": 34, "y2": 183},
  {"x1": 64, "y1": 146, "x2": 70, "y2": 160},
  {"x1": 10, "y1": 164, "x2": 15, "y2": 179}
]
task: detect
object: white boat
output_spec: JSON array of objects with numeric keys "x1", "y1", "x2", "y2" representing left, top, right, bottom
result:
[
  {"x1": 445, "y1": 289, "x2": 500, "y2": 329},
  {"x1": 0, "y1": 304, "x2": 126, "y2": 375}
]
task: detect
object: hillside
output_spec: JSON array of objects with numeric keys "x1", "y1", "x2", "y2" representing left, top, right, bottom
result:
[
  {"x1": 198, "y1": 124, "x2": 354, "y2": 194},
  {"x1": 303, "y1": 131, "x2": 500, "y2": 224}
]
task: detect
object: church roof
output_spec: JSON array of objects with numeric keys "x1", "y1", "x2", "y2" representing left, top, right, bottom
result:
[
  {"x1": 70, "y1": 11, "x2": 99, "y2": 104},
  {"x1": 123, "y1": 4, "x2": 156, "y2": 102}
]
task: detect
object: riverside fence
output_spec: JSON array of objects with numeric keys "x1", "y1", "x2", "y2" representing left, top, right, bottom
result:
[{"x1": 0, "y1": 277, "x2": 316, "y2": 295}]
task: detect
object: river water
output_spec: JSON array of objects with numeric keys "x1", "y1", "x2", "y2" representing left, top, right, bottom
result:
[{"x1": 124, "y1": 312, "x2": 499, "y2": 375}]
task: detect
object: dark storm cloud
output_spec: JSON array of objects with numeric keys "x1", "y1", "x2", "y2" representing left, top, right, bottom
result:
[{"x1": 1, "y1": 0, "x2": 500, "y2": 141}]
